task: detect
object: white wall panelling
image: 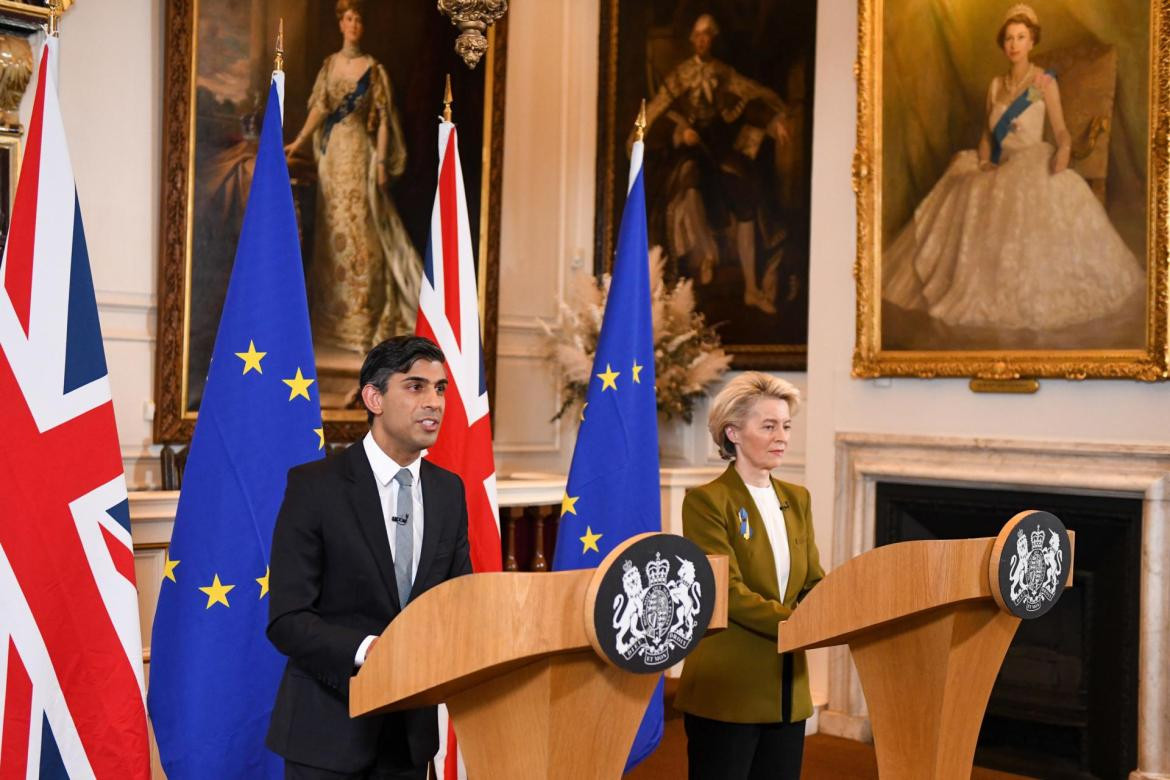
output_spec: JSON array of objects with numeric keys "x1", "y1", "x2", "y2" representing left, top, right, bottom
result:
[
  {"x1": 492, "y1": 353, "x2": 564, "y2": 455},
  {"x1": 494, "y1": 0, "x2": 602, "y2": 476},
  {"x1": 54, "y1": 0, "x2": 162, "y2": 485}
]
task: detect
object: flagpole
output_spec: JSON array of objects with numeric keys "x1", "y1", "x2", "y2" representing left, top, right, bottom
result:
[
  {"x1": 273, "y1": 19, "x2": 285, "y2": 121},
  {"x1": 442, "y1": 73, "x2": 453, "y2": 124},
  {"x1": 629, "y1": 99, "x2": 646, "y2": 194},
  {"x1": 47, "y1": 0, "x2": 60, "y2": 36},
  {"x1": 47, "y1": 0, "x2": 61, "y2": 88},
  {"x1": 274, "y1": 18, "x2": 284, "y2": 73}
]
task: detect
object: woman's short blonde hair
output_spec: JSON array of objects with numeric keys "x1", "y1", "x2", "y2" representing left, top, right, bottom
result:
[{"x1": 707, "y1": 372, "x2": 801, "y2": 461}]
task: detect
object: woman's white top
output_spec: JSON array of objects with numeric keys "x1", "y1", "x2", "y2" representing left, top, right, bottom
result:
[{"x1": 746, "y1": 482, "x2": 791, "y2": 600}]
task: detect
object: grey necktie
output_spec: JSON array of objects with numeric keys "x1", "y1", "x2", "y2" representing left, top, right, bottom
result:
[{"x1": 393, "y1": 468, "x2": 414, "y2": 604}]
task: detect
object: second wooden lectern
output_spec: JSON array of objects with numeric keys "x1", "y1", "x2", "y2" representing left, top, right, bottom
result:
[
  {"x1": 779, "y1": 510, "x2": 1075, "y2": 778},
  {"x1": 350, "y1": 533, "x2": 728, "y2": 779}
]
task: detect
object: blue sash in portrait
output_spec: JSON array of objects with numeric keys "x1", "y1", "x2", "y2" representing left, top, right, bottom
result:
[
  {"x1": 320, "y1": 66, "x2": 371, "y2": 154},
  {"x1": 991, "y1": 70, "x2": 1054, "y2": 164}
]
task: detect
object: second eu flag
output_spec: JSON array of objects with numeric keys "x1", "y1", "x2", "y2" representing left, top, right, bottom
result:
[
  {"x1": 552, "y1": 134, "x2": 663, "y2": 769},
  {"x1": 147, "y1": 78, "x2": 324, "y2": 779}
]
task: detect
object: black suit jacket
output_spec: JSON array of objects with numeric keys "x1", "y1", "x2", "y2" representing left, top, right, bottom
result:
[{"x1": 265, "y1": 442, "x2": 472, "y2": 772}]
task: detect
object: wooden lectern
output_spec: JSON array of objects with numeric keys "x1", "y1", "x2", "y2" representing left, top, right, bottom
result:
[
  {"x1": 778, "y1": 511, "x2": 1075, "y2": 778},
  {"x1": 350, "y1": 535, "x2": 728, "y2": 779}
]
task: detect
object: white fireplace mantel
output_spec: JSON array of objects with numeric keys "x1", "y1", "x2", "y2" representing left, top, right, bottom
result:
[{"x1": 823, "y1": 433, "x2": 1170, "y2": 780}]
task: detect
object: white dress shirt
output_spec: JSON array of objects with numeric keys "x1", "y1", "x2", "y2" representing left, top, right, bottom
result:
[
  {"x1": 355, "y1": 432, "x2": 425, "y2": 667},
  {"x1": 746, "y1": 482, "x2": 791, "y2": 600}
]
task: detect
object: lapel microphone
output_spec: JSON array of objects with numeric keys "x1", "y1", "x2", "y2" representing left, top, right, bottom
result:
[
  {"x1": 392, "y1": 514, "x2": 409, "y2": 525},
  {"x1": 778, "y1": 500, "x2": 791, "y2": 511}
]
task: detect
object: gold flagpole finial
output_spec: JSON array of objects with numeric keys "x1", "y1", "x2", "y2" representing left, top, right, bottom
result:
[
  {"x1": 442, "y1": 74, "x2": 453, "y2": 124},
  {"x1": 274, "y1": 18, "x2": 285, "y2": 73},
  {"x1": 48, "y1": 0, "x2": 62, "y2": 36},
  {"x1": 635, "y1": 99, "x2": 647, "y2": 142}
]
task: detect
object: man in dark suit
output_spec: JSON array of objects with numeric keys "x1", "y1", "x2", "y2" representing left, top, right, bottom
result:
[{"x1": 266, "y1": 335, "x2": 472, "y2": 779}]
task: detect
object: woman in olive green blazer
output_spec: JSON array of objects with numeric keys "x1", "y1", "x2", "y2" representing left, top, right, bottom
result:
[{"x1": 674, "y1": 372, "x2": 824, "y2": 780}]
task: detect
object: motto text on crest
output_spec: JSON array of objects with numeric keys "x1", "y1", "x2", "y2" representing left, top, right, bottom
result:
[
  {"x1": 1008, "y1": 524, "x2": 1063, "y2": 613},
  {"x1": 612, "y1": 552, "x2": 703, "y2": 665}
]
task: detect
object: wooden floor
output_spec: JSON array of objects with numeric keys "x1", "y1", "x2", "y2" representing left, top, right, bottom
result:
[{"x1": 625, "y1": 707, "x2": 1032, "y2": 779}]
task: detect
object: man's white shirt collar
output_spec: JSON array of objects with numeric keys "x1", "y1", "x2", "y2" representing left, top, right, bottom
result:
[{"x1": 362, "y1": 431, "x2": 424, "y2": 487}]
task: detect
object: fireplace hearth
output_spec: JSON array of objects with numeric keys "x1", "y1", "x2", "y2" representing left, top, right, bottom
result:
[{"x1": 820, "y1": 433, "x2": 1170, "y2": 779}]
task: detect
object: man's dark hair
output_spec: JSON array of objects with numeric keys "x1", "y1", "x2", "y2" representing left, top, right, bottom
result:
[{"x1": 359, "y1": 336, "x2": 446, "y2": 423}]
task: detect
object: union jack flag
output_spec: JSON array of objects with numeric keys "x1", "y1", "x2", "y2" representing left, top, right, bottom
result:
[
  {"x1": 0, "y1": 39, "x2": 150, "y2": 779},
  {"x1": 415, "y1": 119, "x2": 501, "y2": 780}
]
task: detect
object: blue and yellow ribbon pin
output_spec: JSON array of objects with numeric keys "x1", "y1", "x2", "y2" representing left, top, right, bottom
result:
[{"x1": 738, "y1": 507, "x2": 751, "y2": 541}]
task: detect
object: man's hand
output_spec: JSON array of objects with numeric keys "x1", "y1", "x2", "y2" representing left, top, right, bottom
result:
[{"x1": 682, "y1": 128, "x2": 701, "y2": 146}]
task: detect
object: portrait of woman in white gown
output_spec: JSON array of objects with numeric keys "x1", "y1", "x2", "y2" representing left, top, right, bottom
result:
[
  {"x1": 881, "y1": 4, "x2": 1145, "y2": 350},
  {"x1": 168, "y1": 0, "x2": 503, "y2": 429}
]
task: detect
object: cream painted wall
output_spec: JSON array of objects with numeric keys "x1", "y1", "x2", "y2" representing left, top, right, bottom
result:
[
  {"x1": 55, "y1": 0, "x2": 163, "y2": 488},
  {"x1": 492, "y1": 0, "x2": 598, "y2": 477}
]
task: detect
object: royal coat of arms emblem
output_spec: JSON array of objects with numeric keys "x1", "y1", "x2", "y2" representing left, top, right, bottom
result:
[
  {"x1": 612, "y1": 552, "x2": 703, "y2": 665},
  {"x1": 1007, "y1": 523, "x2": 1064, "y2": 613}
]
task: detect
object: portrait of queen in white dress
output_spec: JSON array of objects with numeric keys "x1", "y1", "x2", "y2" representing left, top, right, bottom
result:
[{"x1": 881, "y1": 4, "x2": 1145, "y2": 349}]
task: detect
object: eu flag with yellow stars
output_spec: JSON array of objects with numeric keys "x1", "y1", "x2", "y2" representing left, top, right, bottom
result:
[
  {"x1": 552, "y1": 130, "x2": 662, "y2": 769},
  {"x1": 147, "y1": 76, "x2": 323, "y2": 780}
]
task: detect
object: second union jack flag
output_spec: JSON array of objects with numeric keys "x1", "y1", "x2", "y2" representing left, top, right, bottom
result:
[{"x1": 415, "y1": 118, "x2": 501, "y2": 780}]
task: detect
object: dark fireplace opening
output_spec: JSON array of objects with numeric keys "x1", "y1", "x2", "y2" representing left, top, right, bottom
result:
[{"x1": 874, "y1": 482, "x2": 1142, "y2": 780}]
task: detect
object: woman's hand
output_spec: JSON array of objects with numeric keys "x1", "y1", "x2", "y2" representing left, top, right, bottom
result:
[
  {"x1": 284, "y1": 138, "x2": 305, "y2": 162},
  {"x1": 979, "y1": 159, "x2": 997, "y2": 172},
  {"x1": 682, "y1": 128, "x2": 701, "y2": 146},
  {"x1": 1050, "y1": 145, "x2": 1071, "y2": 175}
]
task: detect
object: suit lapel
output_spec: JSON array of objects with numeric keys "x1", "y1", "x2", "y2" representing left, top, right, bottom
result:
[
  {"x1": 342, "y1": 443, "x2": 401, "y2": 608},
  {"x1": 415, "y1": 460, "x2": 442, "y2": 587}
]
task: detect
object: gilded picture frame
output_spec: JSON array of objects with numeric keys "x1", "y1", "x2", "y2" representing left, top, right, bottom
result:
[
  {"x1": 853, "y1": 0, "x2": 1169, "y2": 381},
  {"x1": 595, "y1": 0, "x2": 818, "y2": 370},
  {"x1": 0, "y1": 1, "x2": 74, "y2": 21},
  {"x1": 154, "y1": 0, "x2": 507, "y2": 443},
  {"x1": 0, "y1": 134, "x2": 20, "y2": 258},
  {"x1": 0, "y1": 5, "x2": 45, "y2": 259}
]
